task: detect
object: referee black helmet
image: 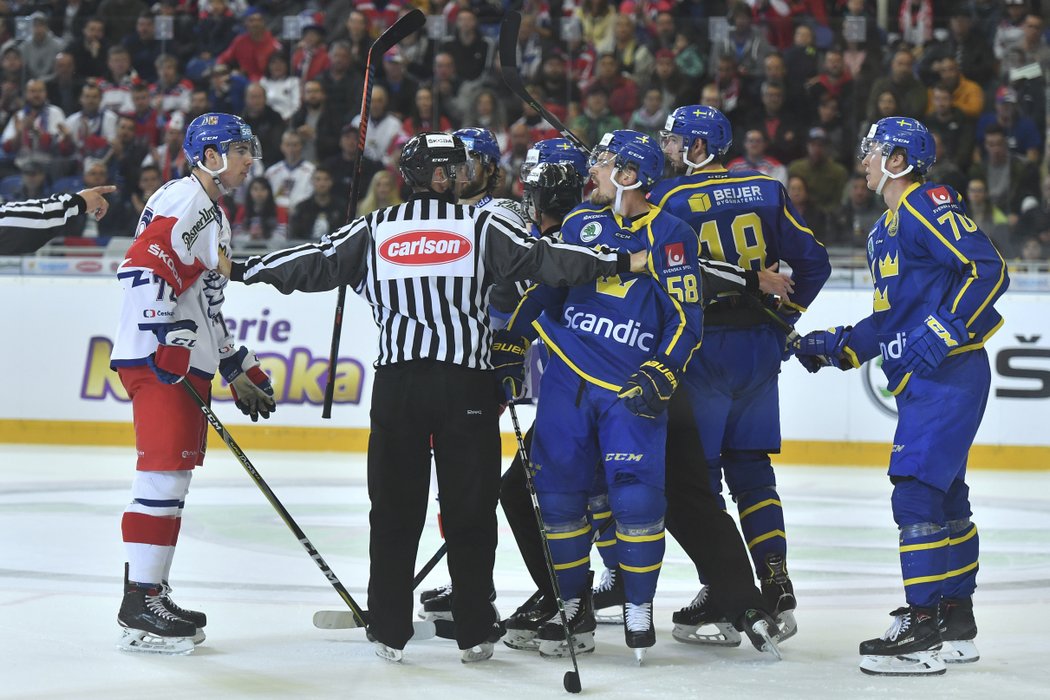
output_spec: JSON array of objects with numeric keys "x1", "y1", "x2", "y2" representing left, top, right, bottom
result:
[
  {"x1": 522, "y1": 161, "x2": 584, "y2": 225},
  {"x1": 399, "y1": 132, "x2": 470, "y2": 193}
]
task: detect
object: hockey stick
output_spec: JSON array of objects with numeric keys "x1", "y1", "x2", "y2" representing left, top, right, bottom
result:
[
  {"x1": 180, "y1": 381, "x2": 435, "y2": 639},
  {"x1": 322, "y1": 8, "x2": 427, "y2": 419},
  {"x1": 507, "y1": 400, "x2": 583, "y2": 694},
  {"x1": 748, "y1": 295, "x2": 830, "y2": 367},
  {"x1": 499, "y1": 11, "x2": 590, "y2": 155}
]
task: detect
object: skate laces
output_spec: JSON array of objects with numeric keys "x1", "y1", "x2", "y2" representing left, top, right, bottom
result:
[
  {"x1": 595, "y1": 567, "x2": 618, "y2": 593},
  {"x1": 625, "y1": 602, "x2": 652, "y2": 632},
  {"x1": 684, "y1": 586, "x2": 710, "y2": 610},
  {"x1": 145, "y1": 592, "x2": 184, "y2": 621},
  {"x1": 562, "y1": 598, "x2": 582, "y2": 621},
  {"x1": 883, "y1": 607, "x2": 912, "y2": 641}
]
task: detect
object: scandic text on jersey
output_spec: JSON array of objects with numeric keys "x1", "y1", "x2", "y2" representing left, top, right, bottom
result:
[{"x1": 379, "y1": 229, "x2": 473, "y2": 266}]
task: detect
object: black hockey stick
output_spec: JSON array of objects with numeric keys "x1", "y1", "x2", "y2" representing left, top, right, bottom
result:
[
  {"x1": 413, "y1": 542, "x2": 448, "y2": 589},
  {"x1": 748, "y1": 295, "x2": 831, "y2": 367},
  {"x1": 322, "y1": 9, "x2": 427, "y2": 419},
  {"x1": 180, "y1": 381, "x2": 435, "y2": 639},
  {"x1": 499, "y1": 11, "x2": 590, "y2": 155},
  {"x1": 507, "y1": 400, "x2": 583, "y2": 694}
]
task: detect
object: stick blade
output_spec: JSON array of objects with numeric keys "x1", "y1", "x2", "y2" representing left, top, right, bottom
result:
[
  {"x1": 312, "y1": 610, "x2": 438, "y2": 640},
  {"x1": 373, "y1": 9, "x2": 426, "y2": 55}
]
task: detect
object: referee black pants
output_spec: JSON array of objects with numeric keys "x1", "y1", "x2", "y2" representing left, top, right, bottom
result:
[
  {"x1": 366, "y1": 360, "x2": 502, "y2": 650},
  {"x1": 665, "y1": 389, "x2": 769, "y2": 619}
]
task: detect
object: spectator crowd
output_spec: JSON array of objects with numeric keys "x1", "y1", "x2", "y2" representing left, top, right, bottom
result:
[{"x1": 0, "y1": 0, "x2": 1048, "y2": 261}]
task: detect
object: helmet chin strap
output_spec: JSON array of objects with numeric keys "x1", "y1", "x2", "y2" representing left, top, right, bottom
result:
[
  {"x1": 683, "y1": 142, "x2": 714, "y2": 175},
  {"x1": 196, "y1": 152, "x2": 231, "y2": 195},
  {"x1": 876, "y1": 154, "x2": 913, "y2": 196},
  {"x1": 609, "y1": 167, "x2": 642, "y2": 215}
]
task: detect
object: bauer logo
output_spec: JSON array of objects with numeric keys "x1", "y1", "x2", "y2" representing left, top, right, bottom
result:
[
  {"x1": 379, "y1": 230, "x2": 472, "y2": 266},
  {"x1": 580, "y1": 221, "x2": 602, "y2": 242},
  {"x1": 926, "y1": 186, "x2": 952, "y2": 207}
]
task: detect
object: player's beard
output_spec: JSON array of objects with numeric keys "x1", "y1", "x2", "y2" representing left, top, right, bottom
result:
[{"x1": 589, "y1": 187, "x2": 612, "y2": 206}]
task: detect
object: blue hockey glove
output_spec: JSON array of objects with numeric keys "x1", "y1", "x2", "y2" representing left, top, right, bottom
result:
[
  {"x1": 219, "y1": 346, "x2": 276, "y2": 421},
  {"x1": 793, "y1": 326, "x2": 855, "y2": 373},
  {"x1": 492, "y1": 330, "x2": 529, "y2": 401},
  {"x1": 900, "y1": 312, "x2": 968, "y2": 377},
  {"x1": 618, "y1": 358, "x2": 679, "y2": 419},
  {"x1": 146, "y1": 320, "x2": 198, "y2": 384}
]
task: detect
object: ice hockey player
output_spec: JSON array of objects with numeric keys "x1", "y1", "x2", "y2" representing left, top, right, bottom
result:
[
  {"x1": 793, "y1": 116, "x2": 1008, "y2": 676},
  {"x1": 225, "y1": 132, "x2": 647, "y2": 664},
  {"x1": 110, "y1": 113, "x2": 276, "y2": 655},
  {"x1": 498, "y1": 130, "x2": 703, "y2": 663},
  {"x1": 650, "y1": 105, "x2": 831, "y2": 644}
]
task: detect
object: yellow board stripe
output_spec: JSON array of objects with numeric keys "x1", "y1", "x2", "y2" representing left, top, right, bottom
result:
[
  {"x1": 747, "y1": 530, "x2": 786, "y2": 549},
  {"x1": 899, "y1": 537, "x2": 949, "y2": 553},
  {"x1": 903, "y1": 561, "x2": 979, "y2": 587},
  {"x1": 616, "y1": 531, "x2": 665, "y2": 543},
  {"x1": 950, "y1": 526, "x2": 978, "y2": 546},
  {"x1": 553, "y1": 555, "x2": 591, "y2": 571},
  {"x1": 739, "y1": 498, "x2": 781, "y2": 519},
  {"x1": 620, "y1": 561, "x2": 663, "y2": 574},
  {"x1": 547, "y1": 525, "x2": 591, "y2": 540}
]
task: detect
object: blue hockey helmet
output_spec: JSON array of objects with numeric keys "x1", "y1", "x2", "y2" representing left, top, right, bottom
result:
[
  {"x1": 453, "y1": 127, "x2": 501, "y2": 164},
  {"x1": 860, "y1": 116, "x2": 935, "y2": 195},
  {"x1": 183, "y1": 113, "x2": 261, "y2": 175},
  {"x1": 860, "y1": 117, "x2": 935, "y2": 176},
  {"x1": 588, "y1": 129, "x2": 664, "y2": 191},
  {"x1": 520, "y1": 138, "x2": 589, "y2": 181},
  {"x1": 660, "y1": 105, "x2": 732, "y2": 170}
]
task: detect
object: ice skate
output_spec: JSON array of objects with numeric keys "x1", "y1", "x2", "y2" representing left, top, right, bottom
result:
[
  {"x1": 761, "y1": 553, "x2": 798, "y2": 643},
  {"x1": 671, "y1": 586, "x2": 742, "y2": 646},
  {"x1": 738, "y1": 608, "x2": 782, "y2": 660},
  {"x1": 537, "y1": 593, "x2": 596, "y2": 658},
  {"x1": 420, "y1": 584, "x2": 496, "y2": 623},
  {"x1": 503, "y1": 590, "x2": 557, "y2": 651},
  {"x1": 592, "y1": 567, "x2": 625, "y2": 624},
  {"x1": 624, "y1": 601, "x2": 655, "y2": 664},
  {"x1": 373, "y1": 641, "x2": 404, "y2": 662},
  {"x1": 419, "y1": 582, "x2": 451, "y2": 606},
  {"x1": 939, "y1": 598, "x2": 979, "y2": 664},
  {"x1": 159, "y1": 581, "x2": 206, "y2": 645},
  {"x1": 859, "y1": 606, "x2": 946, "y2": 676},
  {"x1": 117, "y1": 579, "x2": 197, "y2": 655},
  {"x1": 461, "y1": 642, "x2": 494, "y2": 663}
]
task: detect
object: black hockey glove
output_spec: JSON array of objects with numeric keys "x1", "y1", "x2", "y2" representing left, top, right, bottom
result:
[
  {"x1": 618, "y1": 358, "x2": 679, "y2": 419},
  {"x1": 491, "y1": 329, "x2": 529, "y2": 401}
]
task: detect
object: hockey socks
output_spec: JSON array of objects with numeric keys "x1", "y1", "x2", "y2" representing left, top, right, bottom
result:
[
  {"x1": 609, "y1": 482, "x2": 666, "y2": 605},
  {"x1": 943, "y1": 519, "x2": 979, "y2": 599},
  {"x1": 122, "y1": 470, "x2": 192, "y2": 585},
  {"x1": 588, "y1": 492, "x2": 618, "y2": 571},
  {"x1": 736, "y1": 486, "x2": 787, "y2": 580},
  {"x1": 899, "y1": 523, "x2": 950, "y2": 608}
]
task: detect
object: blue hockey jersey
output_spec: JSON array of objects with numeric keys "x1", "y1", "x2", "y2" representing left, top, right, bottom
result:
[
  {"x1": 841, "y1": 181, "x2": 1009, "y2": 394},
  {"x1": 505, "y1": 202, "x2": 703, "y2": 391},
  {"x1": 648, "y1": 167, "x2": 830, "y2": 314}
]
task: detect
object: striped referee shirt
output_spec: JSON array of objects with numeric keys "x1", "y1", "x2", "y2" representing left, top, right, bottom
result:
[
  {"x1": 234, "y1": 193, "x2": 629, "y2": 369},
  {"x1": 0, "y1": 193, "x2": 90, "y2": 255}
]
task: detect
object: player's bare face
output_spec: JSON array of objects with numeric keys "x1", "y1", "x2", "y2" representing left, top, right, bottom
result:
[
  {"x1": 588, "y1": 155, "x2": 616, "y2": 205},
  {"x1": 861, "y1": 149, "x2": 879, "y2": 191},
  {"x1": 659, "y1": 133, "x2": 685, "y2": 168},
  {"x1": 221, "y1": 142, "x2": 255, "y2": 188}
]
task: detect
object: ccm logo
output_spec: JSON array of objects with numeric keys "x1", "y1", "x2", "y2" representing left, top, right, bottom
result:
[{"x1": 379, "y1": 230, "x2": 472, "y2": 265}]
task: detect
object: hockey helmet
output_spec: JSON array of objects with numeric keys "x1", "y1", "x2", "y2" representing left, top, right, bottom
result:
[
  {"x1": 859, "y1": 117, "x2": 936, "y2": 176},
  {"x1": 660, "y1": 105, "x2": 732, "y2": 170},
  {"x1": 399, "y1": 132, "x2": 471, "y2": 191},
  {"x1": 523, "y1": 161, "x2": 585, "y2": 225},
  {"x1": 588, "y1": 129, "x2": 664, "y2": 191},
  {"x1": 520, "y1": 138, "x2": 589, "y2": 182},
  {"x1": 183, "y1": 113, "x2": 261, "y2": 176}
]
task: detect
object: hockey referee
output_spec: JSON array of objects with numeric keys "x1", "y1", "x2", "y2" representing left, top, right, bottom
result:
[
  {"x1": 225, "y1": 132, "x2": 644, "y2": 663},
  {"x1": 0, "y1": 186, "x2": 117, "y2": 255}
]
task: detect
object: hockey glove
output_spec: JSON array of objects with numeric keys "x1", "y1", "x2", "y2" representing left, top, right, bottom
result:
[
  {"x1": 219, "y1": 346, "x2": 276, "y2": 422},
  {"x1": 900, "y1": 312, "x2": 969, "y2": 377},
  {"x1": 793, "y1": 326, "x2": 856, "y2": 373},
  {"x1": 492, "y1": 330, "x2": 529, "y2": 401},
  {"x1": 618, "y1": 358, "x2": 679, "y2": 419},
  {"x1": 146, "y1": 320, "x2": 198, "y2": 384}
]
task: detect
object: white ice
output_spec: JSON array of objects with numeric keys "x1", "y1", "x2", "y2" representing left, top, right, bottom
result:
[{"x1": 1, "y1": 444, "x2": 1048, "y2": 699}]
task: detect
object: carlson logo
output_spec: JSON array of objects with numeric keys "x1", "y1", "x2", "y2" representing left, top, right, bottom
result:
[
  {"x1": 75, "y1": 260, "x2": 103, "y2": 273},
  {"x1": 379, "y1": 230, "x2": 471, "y2": 265}
]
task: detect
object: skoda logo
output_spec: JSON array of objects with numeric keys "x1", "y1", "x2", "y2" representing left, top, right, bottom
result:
[
  {"x1": 863, "y1": 357, "x2": 897, "y2": 417},
  {"x1": 580, "y1": 221, "x2": 602, "y2": 242}
]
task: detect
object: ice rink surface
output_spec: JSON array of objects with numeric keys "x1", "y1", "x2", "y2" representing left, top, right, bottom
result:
[{"x1": 1, "y1": 444, "x2": 1048, "y2": 700}]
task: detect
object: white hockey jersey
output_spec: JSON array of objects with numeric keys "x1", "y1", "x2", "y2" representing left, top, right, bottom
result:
[{"x1": 110, "y1": 176, "x2": 236, "y2": 377}]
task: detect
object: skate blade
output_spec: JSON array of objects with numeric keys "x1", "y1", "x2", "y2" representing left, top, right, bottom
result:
[
  {"x1": 595, "y1": 609, "x2": 624, "y2": 625},
  {"x1": 117, "y1": 628, "x2": 195, "y2": 655},
  {"x1": 423, "y1": 611, "x2": 454, "y2": 623},
  {"x1": 941, "y1": 640, "x2": 979, "y2": 664},
  {"x1": 538, "y1": 632, "x2": 595, "y2": 658},
  {"x1": 774, "y1": 610, "x2": 798, "y2": 643},
  {"x1": 671, "y1": 622, "x2": 742, "y2": 647},
  {"x1": 633, "y1": 647, "x2": 647, "y2": 665},
  {"x1": 461, "y1": 644, "x2": 494, "y2": 663},
  {"x1": 748, "y1": 620, "x2": 782, "y2": 661},
  {"x1": 859, "y1": 651, "x2": 946, "y2": 676},
  {"x1": 192, "y1": 629, "x2": 206, "y2": 645}
]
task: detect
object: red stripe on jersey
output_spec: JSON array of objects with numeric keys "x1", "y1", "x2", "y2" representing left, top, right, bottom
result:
[
  {"x1": 124, "y1": 215, "x2": 205, "y2": 295},
  {"x1": 122, "y1": 511, "x2": 179, "y2": 546}
]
